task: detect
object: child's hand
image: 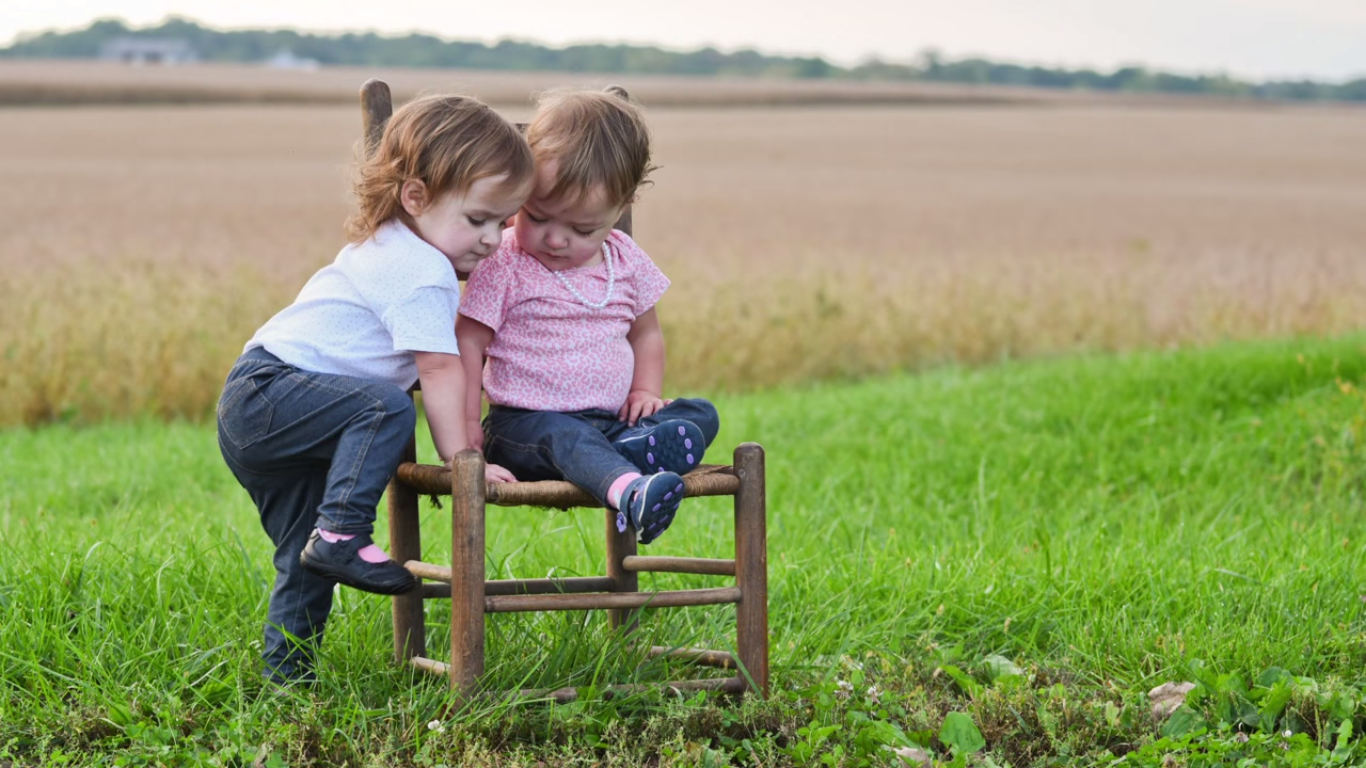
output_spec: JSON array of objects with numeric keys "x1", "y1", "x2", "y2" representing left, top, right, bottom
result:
[
  {"x1": 618, "y1": 390, "x2": 670, "y2": 426},
  {"x1": 485, "y1": 463, "x2": 517, "y2": 484}
]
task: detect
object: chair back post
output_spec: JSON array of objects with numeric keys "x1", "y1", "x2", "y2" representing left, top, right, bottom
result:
[
  {"x1": 613, "y1": 207, "x2": 633, "y2": 237},
  {"x1": 733, "y1": 443, "x2": 770, "y2": 697},
  {"x1": 361, "y1": 79, "x2": 431, "y2": 665},
  {"x1": 360, "y1": 79, "x2": 393, "y2": 158},
  {"x1": 388, "y1": 435, "x2": 426, "y2": 663},
  {"x1": 600, "y1": 84, "x2": 639, "y2": 630},
  {"x1": 605, "y1": 85, "x2": 635, "y2": 238}
]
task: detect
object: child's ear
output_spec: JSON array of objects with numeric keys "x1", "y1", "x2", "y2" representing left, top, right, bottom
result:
[{"x1": 400, "y1": 180, "x2": 429, "y2": 217}]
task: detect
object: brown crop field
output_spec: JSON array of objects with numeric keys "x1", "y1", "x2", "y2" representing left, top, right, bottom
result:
[
  {"x1": 0, "y1": 60, "x2": 1170, "y2": 108},
  {"x1": 2, "y1": 63, "x2": 1365, "y2": 426}
]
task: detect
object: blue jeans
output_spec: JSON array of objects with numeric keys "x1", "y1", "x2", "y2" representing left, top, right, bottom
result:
[
  {"x1": 484, "y1": 398, "x2": 720, "y2": 505},
  {"x1": 216, "y1": 347, "x2": 416, "y2": 682}
]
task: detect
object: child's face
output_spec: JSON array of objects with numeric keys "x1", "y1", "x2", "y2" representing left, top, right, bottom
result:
[
  {"x1": 406, "y1": 174, "x2": 529, "y2": 273},
  {"x1": 515, "y1": 160, "x2": 625, "y2": 272}
]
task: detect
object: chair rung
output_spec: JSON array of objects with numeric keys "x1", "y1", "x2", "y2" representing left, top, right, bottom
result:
[
  {"x1": 406, "y1": 562, "x2": 616, "y2": 594},
  {"x1": 486, "y1": 586, "x2": 741, "y2": 613},
  {"x1": 405, "y1": 560, "x2": 453, "y2": 581},
  {"x1": 523, "y1": 676, "x2": 747, "y2": 702},
  {"x1": 414, "y1": 577, "x2": 617, "y2": 599},
  {"x1": 647, "y1": 645, "x2": 737, "y2": 669},
  {"x1": 395, "y1": 462, "x2": 740, "y2": 507},
  {"x1": 485, "y1": 576, "x2": 615, "y2": 595},
  {"x1": 409, "y1": 657, "x2": 745, "y2": 702},
  {"x1": 412, "y1": 656, "x2": 447, "y2": 677},
  {"x1": 622, "y1": 556, "x2": 736, "y2": 576}
]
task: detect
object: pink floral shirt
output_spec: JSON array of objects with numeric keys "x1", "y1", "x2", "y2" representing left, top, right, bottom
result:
[{"x1": 459, "y1": 229, "x2": 670, "y2": 412}]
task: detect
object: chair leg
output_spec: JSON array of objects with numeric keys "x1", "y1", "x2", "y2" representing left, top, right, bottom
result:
[
  {"x1": 605, "y1": 507, "x2": 640, "y2": 631},
  {"x1": 734, "y1": 443, "x2": 770, "y2": 697},
  {"x1": 450, "y1": 450, "x2": 487, "y2": 696},
  {"x1": 389, "y1": 431, "x2": 426, "y2": 665}
]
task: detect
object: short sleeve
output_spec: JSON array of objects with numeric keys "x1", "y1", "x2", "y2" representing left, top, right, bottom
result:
[
  {"x1": 382, "y1": 285, "x2": 459, "y2": 355},
  {"x1": 458, "y1": 251, "x2": 515, "y2": 332},
  {"x1": 613, "y1": 233, "x2": 669, "y2": 316}
]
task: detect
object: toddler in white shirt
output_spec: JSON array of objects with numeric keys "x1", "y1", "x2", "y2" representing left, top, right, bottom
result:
[{"x1": 217, "y1": 94, "x2": 532, "y2": 684}]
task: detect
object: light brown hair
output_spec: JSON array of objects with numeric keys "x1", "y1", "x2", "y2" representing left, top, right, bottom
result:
[
  {"x1": 346, "y1": 94, "x2": 534, "y2": 243},
  {"x1": 525, "y1": 88, "x2": 656, "y2": 210}
]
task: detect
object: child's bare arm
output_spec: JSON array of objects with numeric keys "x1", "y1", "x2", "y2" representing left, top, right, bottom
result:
[
  {"x1": 412, "y1": 350, "x2": 467, "y2": 464},
  {"x1": 416, "y1": 342, "x2": 516, "y2": 484},
  {"x1": 620, "y1": 307, "x2": 667, "y2": 425},
  {"x1": 455, "y1": 315, "x2": 493, "y2": 450}
]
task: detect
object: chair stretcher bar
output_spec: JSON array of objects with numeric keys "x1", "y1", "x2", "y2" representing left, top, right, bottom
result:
[
  {"x1": 414, "y1": 577, "x2": 617, "y2": 599},
  {"x1": 485, "y1": 586, "x2": 742, "y2": 613},
  {"x1": 410, "y1": 656, "x2": 744, "y2": 701},
  {"x1": 621, "y1": 555, "x2": 736, "y2": 575},
  {"x1": 647, "y1": 645, "x2": 737, "y2": 668}
]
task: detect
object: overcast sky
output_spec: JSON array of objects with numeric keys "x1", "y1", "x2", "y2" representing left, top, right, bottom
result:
[{"x1": 4, "y1": 0, "x2": 1364, "y2": 81}]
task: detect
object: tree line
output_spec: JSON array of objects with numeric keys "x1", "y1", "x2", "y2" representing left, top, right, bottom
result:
[{"x1": 5, "y1": 17, "x2": 1363, "y2": 103}]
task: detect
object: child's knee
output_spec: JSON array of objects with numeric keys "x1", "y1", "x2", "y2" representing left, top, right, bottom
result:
[
  {"x1": 370, "y1": 384, "x2": 417, "y2": 435},
  {"x1": 675, "y1": 398, "x2": 720, "y2": 443}
]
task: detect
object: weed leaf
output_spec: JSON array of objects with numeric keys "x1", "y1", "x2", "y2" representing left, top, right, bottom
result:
[
  {"x1": 939, "y1": 712, "x2": 985, "y2": 755},
  {"x1": 1160, "y1": 705, "x2": 1206, "y2": 738},
  {"x1": 939, "y1": 664, "x2": 983, "y2": 698}
]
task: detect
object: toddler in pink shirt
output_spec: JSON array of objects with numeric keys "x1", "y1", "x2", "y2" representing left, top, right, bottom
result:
[{"x1": 456, "y1": 89, "x2": 719, "y2": 544}]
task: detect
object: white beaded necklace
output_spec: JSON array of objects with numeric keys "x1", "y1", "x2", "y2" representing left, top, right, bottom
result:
[{"x1": 551, "y1": 242, "x2": 614, "y2": 310}]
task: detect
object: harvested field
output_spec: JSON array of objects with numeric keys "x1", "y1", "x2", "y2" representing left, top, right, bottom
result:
[
  {"x1": 0, "y1": 60, "x2": 1061, "y2": 108},
  {"x1": 1, "y1": 72, "x2": 1365, "y2": 425}
]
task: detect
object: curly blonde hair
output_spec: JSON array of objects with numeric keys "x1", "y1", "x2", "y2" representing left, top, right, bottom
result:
[
  {"x1": 525, "y1": 88, "x2": 656, "y2": 210},
  {"x1": 346, "y1": 94, "x2": 534, "y2": 243}
]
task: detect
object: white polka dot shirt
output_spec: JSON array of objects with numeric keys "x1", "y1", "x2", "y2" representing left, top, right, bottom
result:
[{"x1": 246, "y1": 220, "x2": 460, "y2": 390}]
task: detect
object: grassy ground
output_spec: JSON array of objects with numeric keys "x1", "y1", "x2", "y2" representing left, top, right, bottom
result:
[{"x1": 3, "y1": 334, "x2": 1366, "y2": 765}]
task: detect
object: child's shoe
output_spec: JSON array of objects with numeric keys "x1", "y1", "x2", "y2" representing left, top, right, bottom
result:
[
  {"x1": 299, "y1": 530, "x2": 417, "y2": 595},
  {"x1": 615, "y1": 471, "x2": 686, "y2": 545},
  {"x1": 613, "y1": 419, "x2": 705, "y2": 474}
]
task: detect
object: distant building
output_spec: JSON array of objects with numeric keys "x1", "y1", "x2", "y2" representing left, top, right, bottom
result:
[
  {"x1": 266, "y1": 49, "x2": 321, "y2": 71},
  {"x1": 100, "y1": 38, "x2": 199, "y2": 66}
]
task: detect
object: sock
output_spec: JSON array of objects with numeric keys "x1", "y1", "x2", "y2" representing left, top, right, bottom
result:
[
  {"x1": 607, "y1": 472, "x2": 642, "y2": 510},
  {"x1": 316, "y1": 528, "x2": 391, "y2": 564}
]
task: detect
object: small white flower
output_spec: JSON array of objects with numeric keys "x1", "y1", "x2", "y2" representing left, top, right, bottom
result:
[
  {"x1": 836, "y1": 680, "x2": 854, "y2": 700},
  {"x1": 867, "y1": 685, "x2": 882, "y2": 704},
  {"x1": 1283, "y1": 729, "x2": 1293, "y2": 738},
  {"x1": 428, "y1": 720, "x2": 445, "y2": 733},
  {"x1": 888, "y1": 746, "x2": 932, "y2": 766}
]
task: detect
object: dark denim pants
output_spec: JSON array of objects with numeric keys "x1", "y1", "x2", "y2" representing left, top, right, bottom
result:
[
  {"x1": 216, "y1": 347, "x2": 416, "y2": 682},
  {"x1": 484, "y1": 398, "x2": 720, "y2": 505}
]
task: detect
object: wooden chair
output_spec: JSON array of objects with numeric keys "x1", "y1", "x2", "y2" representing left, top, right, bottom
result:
[{"x1": 359, "y1": 80, "x2": 770, "y2": 701}]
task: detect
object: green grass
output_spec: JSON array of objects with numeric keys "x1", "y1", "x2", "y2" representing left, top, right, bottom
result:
[{"x1": 3, "y1": 335, "x2": 1366, "y2": 765}]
